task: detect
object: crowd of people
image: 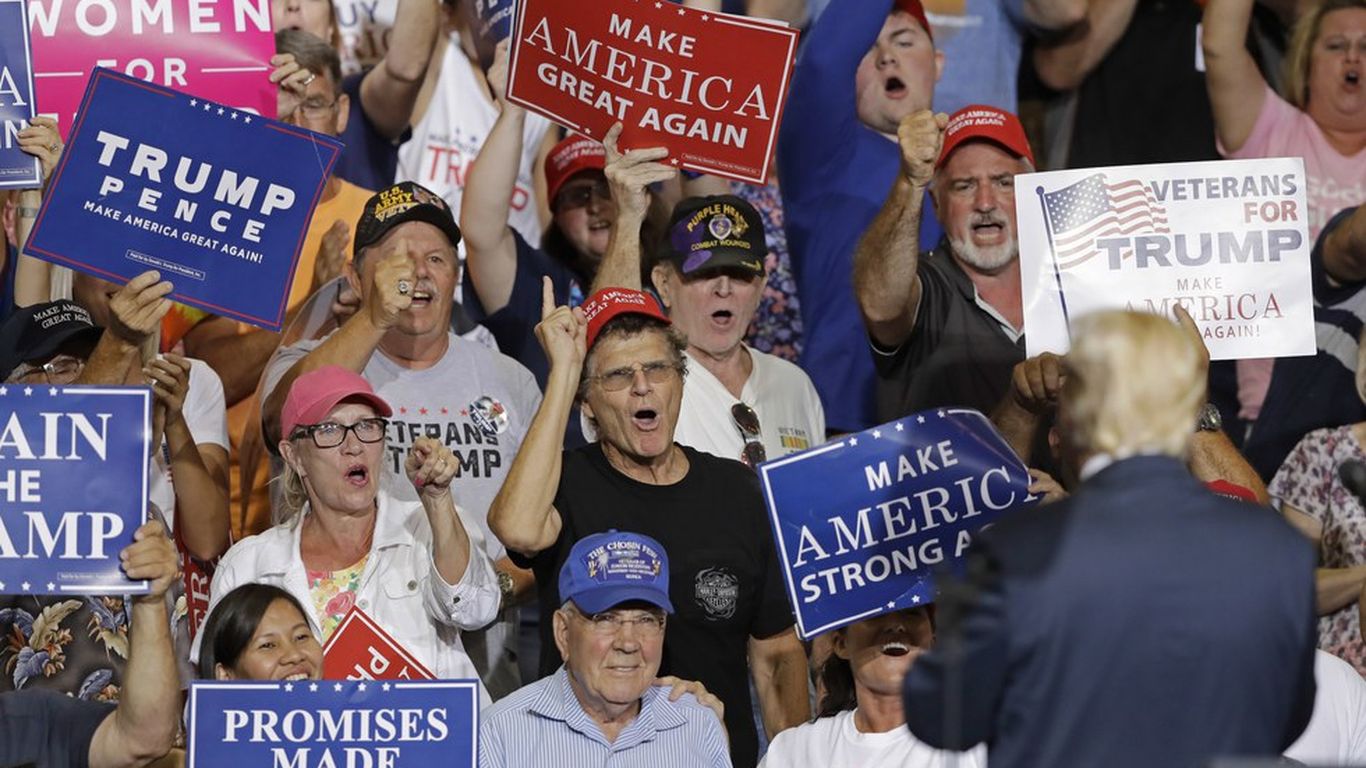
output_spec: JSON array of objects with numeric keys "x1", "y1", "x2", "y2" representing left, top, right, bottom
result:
[{"x1": 3, "y1": 0, "x2": 1366, "y2": 766}]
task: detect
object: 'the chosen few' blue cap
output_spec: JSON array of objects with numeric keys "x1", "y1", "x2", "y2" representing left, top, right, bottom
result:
[{"x1": 559, "y1": 530, "x2": 674, "y2": 615}]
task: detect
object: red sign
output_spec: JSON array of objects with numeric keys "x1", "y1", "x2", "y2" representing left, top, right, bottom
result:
[
  {"x1": 506, "y1": 0, "x2": 799, "y2": 185},
  {"x1": 27, "y1": 0, "x2": 276, "y2": 136},
  {"x1": 321, "y1": 606, "x2": 435, "y2": 681}
]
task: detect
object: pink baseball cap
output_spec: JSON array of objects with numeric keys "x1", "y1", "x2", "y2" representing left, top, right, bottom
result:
[
  {"x1": 893, "y1": 0, "x2": 933, "y2": 42},
  {"x1": 281, "y1": 366, "x2": 392, "y2": 438},
  {"x1": 545, "y1": 135, "x2": 607, "y2": 210},
  {"x1": 580, "y1": 288, "x2": 671, "y2": 350},
  {"x1": 937, "y1": 105, "x2": 1035, "y2": 170}
]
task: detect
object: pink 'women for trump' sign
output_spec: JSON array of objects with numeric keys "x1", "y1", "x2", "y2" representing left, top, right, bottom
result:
[{"x1": 27, "y1": 0, "x2": 276, "y2": 136}]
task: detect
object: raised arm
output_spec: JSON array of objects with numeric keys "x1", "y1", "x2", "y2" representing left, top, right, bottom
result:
[
  {"x1": 1202, "y1": 0, "x2": 1268, "y2": 153},
  {"x1": 588, "y1": 123, "x2": 676, "y2": 294},
  {"x1": 748, "y1": 628, "x2": 811, "y2": 738},
  {"x1": 1032, "y1": 0, "x2": 1140, "y2": 92},
  {"x1": 359, "y1": 0, "x2": 440, "y2": 140},
  {"x1": 1187, "y1": 429, "x2": 1270, "y2": 504},
  {"x1": 78, "y1": 271, "x2": 173, "y2": 386},
  {"x1": 487, "y1": 278, "x2": 583, "y2": 556},
  {"x1": 262, "y1": 246, "x2": 414, "y2": 443},
  {"x1": 461, "y1": 40, "x2": 527, "y2": 315},
  {"x1": 853, "y1": 110, "x2": 945, "y2": 348},
  {"x1": 88, "y1": 520, "x2": 181, "y2": 768},
  {"x1": 1321, "y1": 205, "x2": 1366, "y2": 284},
  {"x1": 989, "y1": 352, "x2": 1063, "y2": 464},
  {"x1": 13, "y1": 116, "x2": 63, "y2": 306}
]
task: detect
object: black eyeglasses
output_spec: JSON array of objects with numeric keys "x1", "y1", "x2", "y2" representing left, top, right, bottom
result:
[
  {"x1": 555, "y1": 179, "x2": 611, "y2": 211},
  {"x1": 290, "y1": 417, "x2": 389, "y2": 448},
  {"x1": 731, "y1": 403, "x2": 766, "y2": 468}
]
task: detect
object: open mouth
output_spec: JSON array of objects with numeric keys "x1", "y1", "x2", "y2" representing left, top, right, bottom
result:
[
  {"x1": 711, "y1": 309, "x2": 734, "y2": 327},
  {"x1": 884, "y1": 76, "x2": 907, "y2": 98},
  {"x1": 632, "y1": 408, "x2": 660, "y2": 431},
  {"x1": 282, "y1": 670, "x2": 311, "y2": 682},
  {"x1": 409, "y1": 288, "x2": 433, "y2": 307},
  {"x1": 1347, "y1": 70, "x2": 1361, "y2": 87},
  {"x1": 345, "y1": 464, "x2": 369, "y2": 486},
  {"x1": 881, "y1": 641, "x2": 911, "y2": 657},
  {"x1": 971, "y1": 219, "x2": 1006, "y2": 239},
  {"x1": 588, "y1": 219, "x2": 612, "y2": 232}
]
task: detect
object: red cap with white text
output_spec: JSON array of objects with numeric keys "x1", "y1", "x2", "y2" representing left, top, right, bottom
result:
[
  {"x1": 545, "y1": 135, "x2": 607, "y2": 210},
  {"x1": 580, "y1": 288, "x2": 670, "y2": 350},
  {"x1": 937, "y1": 105, "x2": 1035, "y2": 170}
]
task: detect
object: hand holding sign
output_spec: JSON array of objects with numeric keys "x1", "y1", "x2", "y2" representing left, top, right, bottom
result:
[
  {"x1": 898, "y1": 110, "x2": 948, "y2": 189},
  {"x1": 15, "y1": 116, "x2": 63, "y2": 186},
  {"x1": 363, "y1": 243, "x2": 416, "y2": 330},
  {"x1": 535, "y1": 276, "x2": 588, "y2": 373},
  {"x1": 145, "y1": 353, "x2": 192, "y2": 419},
  {"x1": 604, "y1": 122, "x2": 677, "y2": 224},
  {"x1": 122, "y1": 519, "x2": 180, "y2": 605},
  {"x1": 108, "y1": 271, "x2": 174, "y2": 346}
]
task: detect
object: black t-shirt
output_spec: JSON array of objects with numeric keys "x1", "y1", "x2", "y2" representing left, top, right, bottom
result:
[
  {"x1": 873, "y1": 242, "x2": 1026, "y2": 422},
  {"x1": 511, "y1": 443, "x2": 794, "y2": 768},
  {"x1": 0, "y1": 689, "x2": 112, "y2": 768}
]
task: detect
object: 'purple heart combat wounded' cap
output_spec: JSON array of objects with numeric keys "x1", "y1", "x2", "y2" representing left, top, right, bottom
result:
[{"x1": 662, "y1": 195, "x2": 768, "y2": 279}]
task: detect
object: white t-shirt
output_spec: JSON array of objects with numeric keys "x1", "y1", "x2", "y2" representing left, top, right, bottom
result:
[
  {"x1": 148, "y1": 357, "x2": 228, "y2": 529},
  {"x1": 673, "y1": 346, "x2": 825, "y2": 465},
  {"x1": 1285, "y1": 650, "x2": 1366, "y2": 765},
  {"x1": 760, "y1": 709, "x2": 988, "y2": 768},
  {"x1": 396, "y1": 32, "x2": 551, "y2": 250}
]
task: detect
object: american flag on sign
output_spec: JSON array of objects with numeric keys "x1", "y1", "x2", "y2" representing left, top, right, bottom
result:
[{"x1": 1041, "y1": 173, "x2": 1169, "y2": 268}]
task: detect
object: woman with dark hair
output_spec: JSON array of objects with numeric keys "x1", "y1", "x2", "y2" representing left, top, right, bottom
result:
[
  {"x1": 760, "y1": 607, "x2": 985, "y2": 767},
  {"x1": 197, "y1": 584, "x2": 323, "y2": 682}
]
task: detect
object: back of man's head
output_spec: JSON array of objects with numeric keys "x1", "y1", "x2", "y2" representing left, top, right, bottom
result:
[{"x1": 1061, "y1": 311, "x2": 1205, "y2": 460}]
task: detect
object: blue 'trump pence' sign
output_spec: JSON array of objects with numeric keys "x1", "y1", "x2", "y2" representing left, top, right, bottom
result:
[
  {"x1": 760, "y1": 408, "x2": 1037, "y2": 638},
  {"x1": 26, "y1": 68, "x2": 341, "y2": 330},
  {"x1": 0, "y1": 0, "x2": 41, "y2": 188},
  {"x1": 0, "y1": 385, "x2": 151, "y2": 595},
  {"x1": 188, "y1": 680, "x2": 479, "y2": 768}
]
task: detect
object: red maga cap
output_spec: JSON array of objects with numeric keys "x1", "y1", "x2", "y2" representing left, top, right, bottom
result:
[
  {"x1": 893, "y1": 0, "x2": 933, "y2": 42},
  {"x1": 545, "y1": 135, "x2": 606, "y2": 209},
  {"x1": 937, "y1": 104, "x2": 1035, "y2": 170},
  {"x1": 580, "y1": 288, "x2": 670, "y2": 350}
]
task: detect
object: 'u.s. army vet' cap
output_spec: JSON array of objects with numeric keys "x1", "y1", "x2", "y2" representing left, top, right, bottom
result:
[{"x1": 353, "y1": 181, "x2": 462, "y2": 259}]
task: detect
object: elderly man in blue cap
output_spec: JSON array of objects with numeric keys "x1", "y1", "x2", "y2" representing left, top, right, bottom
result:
[{"x1": 479, "y1": 530, "x2": 732, "y2": 767}]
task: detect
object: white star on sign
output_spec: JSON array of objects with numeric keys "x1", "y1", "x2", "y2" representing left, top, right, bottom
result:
[
  {"x1": 231, "y1": 112, "x2": 239, "y2": 120},
  {"x1": 0, "y1": 386, "x2": 7, "y2": 396},
  {"x1": 677, "y1": 6, "x2": 684, "y2": 12},
  {"x1": 937, "y1": 409, "x2": 946, "y2": 418},
  {"x1": 0, "y1": 582, "x2": 5, "y2": 590},
  {"x1": 48, "y1": 387, "x2": 57, "y2": 396},
  {"x1": 912, "y1": 595, "x2": 922, "y2": 603},
  {"x1": 653, "y1": 1, "x2": 661, "y2": 6},
  {"x1": 309, "y1": 683, "x2": 319, "y2": 692},
  {"x1": 357, "y1": 683, "x2": 367, "y2": 691},
  {"x1": 334, "y1": 683, "x2": 343, "y2": 692},
  {"x1": 21, "y1": 582, "x2": 30, "y2": 591},
  {"x1": 669, "y1": 158, "x2": 679, "y2": 165},
  {"x1": 189, "y1": 99, "x2": 197, "y2": 106},
  {"x1": 217, "y1": 107, "x2": 225, "y2": 115},
  {"x1": 887, "y1": 601, "x2": 896, "y2": 609},
  {"x1": 382, "y1": 683, "x2": 392, "y2": 691},
  {"x1": 47, "y1": 582, "x2": 55, "y2": 591},
  {"x1": 872, "y1": 430, "x2": 882, "y2": 439},
  {"x1": 284, "y1": 683, "x2": 293, "y2": 692},
  {"x1": 244, "y1": 116, "x2": 253, "y2": 124},
  {"x1": 848, "y1": 437, "x2": 858, "y2": 447},
  {"x1": 916, "y1": 415, "x2": 926, "y2": 423},
  {"x1": 203, "y1": 103, "x2": 211, "y2": 112},
  {"x1": 895, "y1": 422, "x2": 905, "y2": 431},
  {"x1": 23, "y1": 386, "x2": 32, "y2": 396}
]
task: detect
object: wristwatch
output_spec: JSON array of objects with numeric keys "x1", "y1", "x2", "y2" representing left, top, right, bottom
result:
[
  {"x1": 496, "y1": 570, "x2": 515, "y2": 609},
  {"x1": 1196, "y1": 403, "x2": 1223, "y2": 432}
]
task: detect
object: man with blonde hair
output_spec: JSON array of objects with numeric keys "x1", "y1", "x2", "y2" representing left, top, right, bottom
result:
[{"x1": 902, "y1": 310, "x2": 1320, "y2": 768}]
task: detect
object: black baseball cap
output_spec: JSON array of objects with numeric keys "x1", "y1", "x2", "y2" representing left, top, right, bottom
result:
[
  {"x1": 0, "y1": 301, "x2": 104, "y2": 381},
  {"x1": 353, "y1": 181, "x2": 462, "y2": 259},
  {"x1": 663, "y1": 195, "x2": 767, "y2": 278}
]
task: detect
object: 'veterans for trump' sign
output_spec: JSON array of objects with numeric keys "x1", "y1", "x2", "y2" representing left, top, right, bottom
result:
[
  {"x1": 760, "y1": 408, "x2": 1036, "y2": 639},
  {"x1": 187, "y1": 680, "x2": 479, "y2": 768},
  {"x1": 25, "y1": 68, "x2": 341, "y2": 331},
  {"x1": 1016, "y1": 157, "x2": 1315, "y2": 359},
  {"x1": 0, "y1": 385, "x2": 150, "y2": 595},
  {"x1": 27, "y1": 0, "x2": 276, "y2": 136},
  {"x1": 506, "y1": 0, "x2": 799, "y2": 184}
]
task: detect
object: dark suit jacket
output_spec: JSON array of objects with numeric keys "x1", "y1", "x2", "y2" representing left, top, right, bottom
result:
[{"x1": 903, "y1": 455, "x2": 1318, "y2": 768}]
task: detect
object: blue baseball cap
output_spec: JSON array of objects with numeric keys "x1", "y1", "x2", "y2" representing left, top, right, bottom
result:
[{"x1": 559, "y1": 530, "x2": 674, "y2": 614}]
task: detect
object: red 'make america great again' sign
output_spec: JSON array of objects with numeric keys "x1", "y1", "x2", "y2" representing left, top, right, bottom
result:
[{"x1": 506, "y1": 0, "x2": 799, "y2": 185}]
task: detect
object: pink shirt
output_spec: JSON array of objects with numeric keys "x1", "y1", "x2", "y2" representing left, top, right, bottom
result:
[{"x1": 1222, "y1": 86, "x2": 1366, "y2": 419}]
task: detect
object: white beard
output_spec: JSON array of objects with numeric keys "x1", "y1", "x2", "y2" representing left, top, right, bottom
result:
[{"x1": 949, "y1": 234, "x2": 1019, "y2": 273}]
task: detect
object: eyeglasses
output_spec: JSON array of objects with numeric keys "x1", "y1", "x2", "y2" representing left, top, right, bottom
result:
[
  {"x1": 290, "y1": 417, "x2": 388, "y2": 448},
  {"x1": 293, "y1": 97, "x2": 339, "y2": 122},
  {"x1": 588, "y1": 361, "x2": 682, "y2": 392},
  {"x1": 574, "y1": 608, "x2": 666, "y2": 637},
  {"x1": 731, "y1": 402, "x2": 767, "y2": 468},
  {"x1": 10, "y1": 355, "x2": 84, "y2": 384},
  {"x1": 555, "y1": 179, "x2": 611, "y2": 211}
]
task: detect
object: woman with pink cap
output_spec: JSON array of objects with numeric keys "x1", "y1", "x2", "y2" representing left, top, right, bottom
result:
[{"x1": 192, "y1": 365, "x2": 500, "y2": 701}]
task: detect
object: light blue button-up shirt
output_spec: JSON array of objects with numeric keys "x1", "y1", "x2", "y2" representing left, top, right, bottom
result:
[{"x1": 479, "y1": 667, "x2": 732, "y2": 768}]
